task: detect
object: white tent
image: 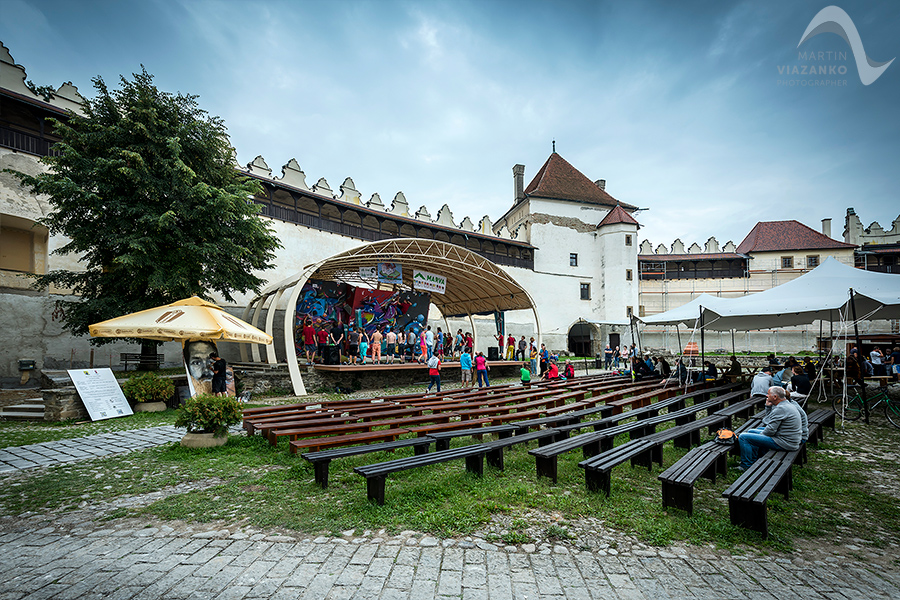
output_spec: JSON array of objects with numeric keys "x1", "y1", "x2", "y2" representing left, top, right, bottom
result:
[
  {"x1": 699, "y1": 258, "x2": 900, "y2": 331},
  {"x1": 638, "y1": 293, "x2": 733, "y2": 328}
]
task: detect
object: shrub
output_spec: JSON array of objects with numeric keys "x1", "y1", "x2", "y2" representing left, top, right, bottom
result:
[
  {"x1": 122, "y1": 372, "x2": 174, "y2": 404},
  {"x1": 175, "y1": 393, "x2": 243, "y2": 437}
]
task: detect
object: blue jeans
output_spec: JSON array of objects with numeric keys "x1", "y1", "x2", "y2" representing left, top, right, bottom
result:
[
  {"x1": 738, "y1": 431, "x2": 786, "y2": 469},
  {"x1": 427, "y1": 375, "x2": 441, "y2": 393},
  {"x1": 477, "y1": 369, "x2": 490, "y2": 387}
]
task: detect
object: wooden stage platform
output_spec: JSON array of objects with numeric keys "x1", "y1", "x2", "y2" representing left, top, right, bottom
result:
[{"x1": 313, "y1": 360, "x2": 525, "y2": 373}]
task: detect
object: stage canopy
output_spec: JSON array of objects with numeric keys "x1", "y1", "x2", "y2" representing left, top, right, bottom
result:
[
  {"x1": 639, "y1": 258, "x2": 900, "y2": 332},
  {"x1": 239, "y1": 238, "x2": 539, "y2": 395}
]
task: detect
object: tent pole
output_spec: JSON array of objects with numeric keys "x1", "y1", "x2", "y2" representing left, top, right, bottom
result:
[
  {"x1": 676, "y1": 324, "x2": 682, "y2": 357},
  {"x1": 699, "y1": 306, "x2": 705, "y2": 373},
  {"x1": 830, "y1": 312, "x2": 834, "y2": 395},
  {"x1": 849, "y1": 288, "x2": 870, "y2": 424},
  {"x1": 731, "y1": 329, "x2": 735, "y2": 356}
]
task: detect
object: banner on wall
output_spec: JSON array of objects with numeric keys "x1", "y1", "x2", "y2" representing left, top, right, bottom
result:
[
  {"x1": 359, "y1": 266, "x2": 376, "y2": 279},
  {"x1": 413, "y1": 269, "x2": 446, "y2": 294},
  {"x1": 377, "y1": 262, "x2": 402, "y2": 285}
]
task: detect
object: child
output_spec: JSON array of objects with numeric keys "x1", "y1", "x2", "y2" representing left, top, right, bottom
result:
[
  {"x1": 520, "y1": 361, "x2": 532, "y2": 386},
  {"x1": 358, "y1": 330, "x2": 369, "y2": 365},
  {"x1": 426, "y1": 354, "x2": 441, "y2": 393},
  {"x1": 460, "y1": 349, "x2": 473, "y2": 387}
]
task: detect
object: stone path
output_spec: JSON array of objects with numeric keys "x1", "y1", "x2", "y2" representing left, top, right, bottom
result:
[
  {"x1": 1, "y1": 518, "x2": 899, "y2": 600},
  {"x1": 0, "y1": 425, "x2": 243, "y2": 472}
]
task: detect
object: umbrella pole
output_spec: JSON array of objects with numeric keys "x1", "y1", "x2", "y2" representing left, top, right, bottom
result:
[
  {"x1": 849, "y1": 289, "x2": 870, "y2": 424},
  {"x1": 699, "y1": 306, "x2": 705, "y2": 373}
]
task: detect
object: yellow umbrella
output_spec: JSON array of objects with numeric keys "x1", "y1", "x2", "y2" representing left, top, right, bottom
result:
[{"x1": 88, "y1": 297, "x2": 273, "y2": 345}]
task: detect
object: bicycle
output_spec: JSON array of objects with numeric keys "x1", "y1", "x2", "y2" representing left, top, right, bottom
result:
[{"x1": 833, "y1": 385, "x2": 900, "y2": 428}]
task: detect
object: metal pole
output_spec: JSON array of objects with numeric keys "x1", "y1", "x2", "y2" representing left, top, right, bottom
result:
[
  {"x1": 731, "y1": 329, "x2": 735, "y2": 355},
  {"x1": 699, "y1": 306, "x2": 705, "y2": 373},
  {"x1": 849, "y1": 289, "x2": 870, "y2": 424},
  {"x1": 830, "y1": 311, "x2": 834, "y2": 396}
]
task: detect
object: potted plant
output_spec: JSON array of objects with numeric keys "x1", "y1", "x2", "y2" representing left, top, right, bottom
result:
[
  {"x1": 175, "y1": 393, "x2": 243, "y2": 448},
  {"x1": 122, "y1": 372, "x2": 174, "y2": 412}
]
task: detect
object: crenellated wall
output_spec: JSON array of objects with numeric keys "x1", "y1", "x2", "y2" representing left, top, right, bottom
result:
[
  {"x1": 638, "y1": 237, "x2": 737, "y2": 255},
  {"x1": 844, "y1": 207, "x2": 900, "y2": 245},
  {"x1": 239, "y1": 155, "x2": 526, "y2": 242}
]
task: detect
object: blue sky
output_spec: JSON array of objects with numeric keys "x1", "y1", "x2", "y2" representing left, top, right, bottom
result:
[{"x1": 2, "y1": 0, "x2": 898, "y2": 248}]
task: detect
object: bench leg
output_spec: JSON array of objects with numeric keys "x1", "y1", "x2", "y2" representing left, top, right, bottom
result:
[
  {"x1": 487, "y1": 448, "x2": 504, "y2": 470},
  {"x1": 414, "y1": 442, "x2": 430, "y2": 455},
  {"x1": 585, "y1": 469, "x2": 611, "y2": 496},
  {"x1": 535, "y1": 456, "x2": 558, "y2": 483},
  {"x1": 538, "y1": 435, "x2": 554, "y2": 448},
  {"x1": 673, "y1": 433, "x2": 691, "y2": 449},
  {"x1": 465, "y1": 454, "x2": 484, "y2": 477},
  {"x1": 435, "y1": 439, "x2": 450, "y2": 452},
  {"x1": 630, "y1": 449, "x2": 653, "y2": 470},
  {"x1": 366, "y1": 476, "x2": 387, "y2": 505},
  {"x1": 313, "y1": 460, "x2": 331, "y2": 489},
  {"x1": 775, "y1": 466, "x2": 793, "y2": 500},
  {"x1": 661, "y1": 481, "x2": 693, "y2": 515},
  {"x1": 585, "y1": 440, "x2": 603, "y2": 458},
  {"x1": 728, "y1": 497, "x2": 769, "y2": 538}
]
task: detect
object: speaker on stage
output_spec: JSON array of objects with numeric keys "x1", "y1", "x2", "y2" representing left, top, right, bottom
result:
[
  {"x1": 323, "y1": 345, "x2": 340, "y2": 365},
  {"x1": 487, "y1": 347, "x2": 500, "y2": 361}
]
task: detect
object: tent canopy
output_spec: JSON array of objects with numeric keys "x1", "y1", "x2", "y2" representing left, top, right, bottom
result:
[
  {"x1": 640, "y1": 258, "x2": 900, "y2": 332},
  {"x1": 638, "y1": 293, "x2": 732, "y2": 328}
]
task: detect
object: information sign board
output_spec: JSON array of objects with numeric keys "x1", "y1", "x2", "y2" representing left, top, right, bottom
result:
[{"x1": 67, "y1": 368, "x2": 134, "y2": 421}]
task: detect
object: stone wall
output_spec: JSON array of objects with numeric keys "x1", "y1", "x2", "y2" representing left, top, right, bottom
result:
[{"x1": 42, "y1": 387, "x2": 89, "y2": 421}]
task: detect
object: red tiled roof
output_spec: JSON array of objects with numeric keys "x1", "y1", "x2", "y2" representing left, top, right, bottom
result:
[
  {"x1": 736, "y1": 221, "x2": 856, "y2": 254},
  {"x1": 524, "y1": 153, "x2": 638, "y2": 210},
  {"x1": 597, "y1": 205, "x2": 639, "y2": 227},
  {"x1": 638, "y1": 253, "x2": 745, "y2": 262}
]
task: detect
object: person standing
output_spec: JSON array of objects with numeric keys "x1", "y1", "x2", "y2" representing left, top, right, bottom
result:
[
  {"x1": 316, "y1": 325, "x2": 328, "y2": 364},
  {"x1": 426, "y1": 354, "x2": 441, "y2": 393},
  {"x1": 406, "y1": 329, "x2": 417, "y2": 363},
  {"x1": 210, "y1": 352, "x2": 227, "y2": 397},
  {"x1": 870, "y1": 347, "x2": 885, "y2": 376},
  {"x1": 495, "y1": 331, "x2": 505, "y2": 358},
  {"x1": 516, "y1": 336, "x2": 527, "y2": 361},
  {"x1": 347, "y1": 327, "x2": 360, "y2": 364},
  {"x1": 436, "y1": 327, "x2": 444, "y2": 358},
  {"x1": 507, "y1": 333, "x2": 517, "y2": 360},
  {"x1": 464, "y1": 332, "x2": 474, "y2": 355},
  {"x1": 424, "y1": 326, "x2": 434, "y2": 359},
  {"x1": 539, "y1": 343, "x2": 549, "y2": 376},
  {"x1": 329, "y1": 321, "x2": 345, "y2": 362},
  {"x1": 475, "y1": 351, "x2": 490, "y2": 388},
  {"x1": 454, "y1": 329, "x2": 464, "y2": 358},
  {"x1": 371, "y1": 327, "x2": 383, "y2": 364},
  {"x1": 385, "y1": 328, "x2": 397, "y2": 364},
  {"x1": 613, "y1": 346, "x2": 620, "y2": 369},
  {"x1": 460, "y1": 348, "x2": 473, "y2": 387},
  {"x1": 358, "y1": 329, "x2": 369, "y2": 364},
  {"x1": 529, "y1": 344, "x2": 538, "y2": 376},
  {"x1": 302, "y1": 318, "x2": 317, "y2": 365},
  {"x1": 604, "y1": 344, "x2": 613, "y2": 369}
]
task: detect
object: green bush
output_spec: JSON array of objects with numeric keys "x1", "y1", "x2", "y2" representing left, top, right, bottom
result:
[
  {"x1": 121, "y1": 372, "x2": 175, "y2": 404},
  {"x1": 174, "y1": 393, "x2": 243, "y2": 437}
]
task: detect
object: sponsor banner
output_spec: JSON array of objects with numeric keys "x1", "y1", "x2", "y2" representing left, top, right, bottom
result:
[
  {"x1": 377, "y1": 262, "x2": 402, "y2": 284},
  {"x1": 413, "y1": 269, "x2": 446, "y2": 294},
  {"x1": 359, "y1": 266, "x2": 376, "y2": 279}
]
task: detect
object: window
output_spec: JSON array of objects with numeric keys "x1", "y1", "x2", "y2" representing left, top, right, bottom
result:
[
  {"x1": 0, "y1": 227, "x2": 34, "y2": 273},
  {"x1": 580, "y1": 283, "x2": 590, "y2": 300},
  {"x1": 570, "y1": 253, "x2": 578, "y2": 267},
  {"x1": 626, "y1": 269, "x2": 633, "y2": 281},
  {"x1": 626, "y1": 306, "x2": 633, "y2": 318},
  {"x1": 625, "y1": 234, "x2": 632, "y2": 246},
  {"x1": 807, "y1": 255, "x2": 820, "y2": 268},
  {"x1": 781, "y1": 256, "x2": 793, "y2": 269},
  {"x1": 638, "y1": 305, "x2": 646, "y2": 317}
]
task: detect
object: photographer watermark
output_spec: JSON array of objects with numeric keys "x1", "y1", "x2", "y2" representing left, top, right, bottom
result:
[{"x1": 777, "y1": 5, "x2": 894, "y2": 87}]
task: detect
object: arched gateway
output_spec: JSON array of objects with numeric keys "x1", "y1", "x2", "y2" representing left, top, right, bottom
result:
[{"x1": 239, "y1": 238, "x2": 541, "y2": 395}]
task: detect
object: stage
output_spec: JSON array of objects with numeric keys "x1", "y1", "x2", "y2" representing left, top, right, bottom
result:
[{"x1": 301, "y1": 359, "x2": 525, "y2": 392}]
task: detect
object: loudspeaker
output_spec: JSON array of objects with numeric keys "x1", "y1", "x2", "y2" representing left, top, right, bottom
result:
[
  {"x1": 488, "y1": 347, "x2": 500, "y2": 361},
  {"x1": 324, "y1": 345, "x2": 340, "y2": 365}
]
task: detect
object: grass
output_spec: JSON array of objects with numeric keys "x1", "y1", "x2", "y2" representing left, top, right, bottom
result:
[{"x1": 1, "y1": 384, "x2": 898, "y2": 556}]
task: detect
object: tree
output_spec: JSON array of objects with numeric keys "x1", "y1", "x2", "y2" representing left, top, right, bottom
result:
[{"x1": 12, "y1": 68, "x2": 281, "y2": 362}]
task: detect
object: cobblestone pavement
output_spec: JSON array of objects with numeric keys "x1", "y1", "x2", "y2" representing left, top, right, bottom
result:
[
  {"x1": 0, "y1": 425, "x2": 243, "y2": 473},
  {"x1": 1, "y1": 516, "x2": 899, "y2": 600}
]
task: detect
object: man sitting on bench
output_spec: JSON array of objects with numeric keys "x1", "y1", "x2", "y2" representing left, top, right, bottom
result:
[
  {"x1": 737, "y1": 386, "x2": 802, "y2": 471},
  {"x1": 750, "y1": 365, "x2": 774, "y2": 397}
]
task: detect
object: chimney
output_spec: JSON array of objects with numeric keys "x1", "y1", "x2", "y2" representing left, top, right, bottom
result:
[
  {"x1": 821, "y1": 218, "x2": 832, "y2": 238},
  {"x1": 513, "y1": 164, "x2": 525, "y2": 201},
  {"x1": 595, "y1": 179, "x2": 606, "y2": 191}
]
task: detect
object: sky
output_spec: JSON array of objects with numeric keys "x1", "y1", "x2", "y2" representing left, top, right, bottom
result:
[{"x1": 2, "y1": 0, "x2": 898, "y2": 249}]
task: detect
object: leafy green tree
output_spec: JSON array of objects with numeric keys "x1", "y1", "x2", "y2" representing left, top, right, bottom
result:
[{"x1": 12, "y1": 68, "x2": 281, "y2": 362}]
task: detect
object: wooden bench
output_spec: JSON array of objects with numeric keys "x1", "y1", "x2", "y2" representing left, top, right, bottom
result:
[
  {"x1": 288, "y1": 427, "x2": 410, "y2": 454},
  {"x1": 301, "y1": 437, "x2": 434, "y2": 488},
  {"x1": 275, "y1": 413, "x2": 456, "y2": 448},
  {"x1": 354, "y1": 445, "x2": 489, "y2": 505},
  {"x1": 430, "y1": 424, "x2": 517, "y2": 451},
  {"x1": 806, "y1": 408, "x2": 835, "y2": 443},
  {"x1": 721, "y1": 449, "x2": 801, "y2": 538},
  {"x1": 407, "y1": 418, "x2": 492, "y2": 437},
  {"x1": 120, "y1": 353, "x2": 164, "y2": 371},
  {"x1": 481, "y1": 429, "x2": 560, "y2": 470},
  {"x1": 658, "y1": 418, "x2": 762, "y2": 515}
]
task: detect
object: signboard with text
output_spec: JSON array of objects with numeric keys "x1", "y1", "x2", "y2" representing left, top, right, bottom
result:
[
  {"x1": 67, "y1": 368, "x2": 134, "y2": 421},
  {"x1": 413, "y1": 269, "x2": 446, "y2": 294},
  {"x1": 377, "y1": 262, "x2": 402, "y2": 285}
]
